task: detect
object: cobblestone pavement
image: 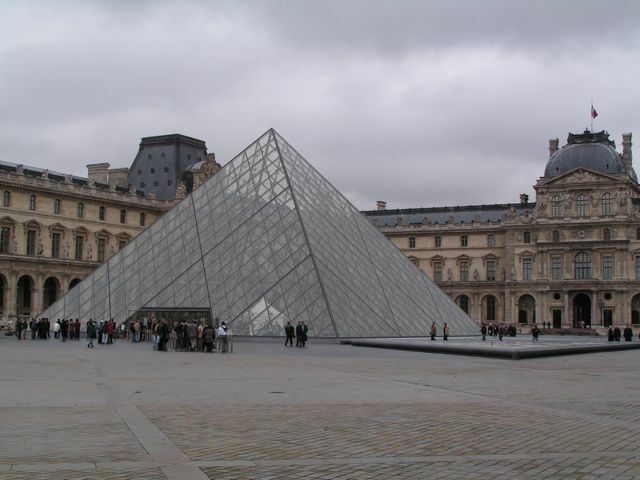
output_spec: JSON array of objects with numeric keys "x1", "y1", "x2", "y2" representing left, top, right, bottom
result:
[{"x1": 1, "y1": 338, "x2": 639, "y2": 479}]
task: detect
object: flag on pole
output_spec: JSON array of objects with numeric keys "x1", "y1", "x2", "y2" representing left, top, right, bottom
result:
[{"x1": 591, "y1": 105, "x2": 598, "y2": 119}]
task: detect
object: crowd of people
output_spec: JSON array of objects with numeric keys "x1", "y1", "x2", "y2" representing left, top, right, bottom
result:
[
  {"x1": 479, "y1": 323, "x2": 518, "y2": 341},
  {"x1": 127, "y1": 318, "x2": 231, "y2": 353}
]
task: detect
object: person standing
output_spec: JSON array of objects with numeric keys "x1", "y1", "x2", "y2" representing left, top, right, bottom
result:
[
  {"x1": 16, "y1": 319, "x2": 22, "y2": 341},
  {"x1": 623, "y1": 325, "x2": 633, "y2": 341},
  {"x1": 196, "y1": 321, "x2": 204, "y2": 351},
  {"x1": 203, "y1": 324, "x2": 214, "y2": 352},
  {"x1": 481, "y1": 323, "x2": 487, "y2": 341},
  {"x1": 218, "y1": 322, "x2": 229, "y2": 353},
  {"x1": 86, "y1": 319, "x2": 96, "y2": 348},
  {"x1": 74, "y1": 319, "x2": 81, "y2": 341},
  {"x1": 430, "y1": 322, "x2": 437, "y2": 341},
  {"x1": 300, "y1": 321, "x2": 308, "y2": 347},
  {"x1": 61, "y1": 319, "x2": 69, "y2": 342},
  {"x1": 443, "y1": 323, "x2": 449, "y2": 341},
  {"x1": 532, "y1": 324, "x2": 540, "y2": 342},
  {"x1": 284, "y1": 322, "x2": 295, "y2": 347},
  {"x1": 607, "y1": 327, "x2": 614, "y2": 341},
  {"x1": 295, "y1": 321, "x2": 303, "y2": 347},
  {"x1": 613, "y1": 326, "x2": 621, "y2": 342}
]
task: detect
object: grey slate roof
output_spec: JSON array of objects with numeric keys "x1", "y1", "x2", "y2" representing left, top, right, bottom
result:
[{"x1": 362, "y1": 203, "x2": 535, "y2": 227}]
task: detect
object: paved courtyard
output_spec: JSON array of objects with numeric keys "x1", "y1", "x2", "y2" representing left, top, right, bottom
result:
[{"x1": 1, "y1": 336, "x2": 639, "y2": 479}]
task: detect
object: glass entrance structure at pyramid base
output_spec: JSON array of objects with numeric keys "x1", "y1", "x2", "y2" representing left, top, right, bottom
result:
[{"x1": 41, "y1": 129, "x2": 478, "y2": 338}]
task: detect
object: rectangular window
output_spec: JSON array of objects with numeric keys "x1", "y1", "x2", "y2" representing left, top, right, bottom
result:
[
  {"x1": 2, "y1": 191, "x2": 9, "y2": 207},
  {"x1": 460, "y1": 261, "x2": 469, "y2": 282},
  {"x1": 486, "y1": 260, "x2": 496, "y2": 281},
  {"x1": 54, "y1": 198, "x2": 61, "y2": 214},
  {"x1": 139, "y1": 212, "x2": 146, "y2": 227},
  {"x1": 523, "y1": 231, "x2": 531, "y2": 243},
  {"x1": 97, "y1": 238, "x2": 106, "y2": 263},
  {"x1": 29, "y1": 195, "x2": 36, "y2": 211},
  {"x1": 487, "y1": 234, "x2": 495, "y2": 247},
  {"x1": 75, "y1": 236, "x2": 84, "y2": 261},
  {"x1": 461, "y1": 235, "x2": 468, "y2": 247},
  {"x1": 522, "y1": 258, "x2": 532, "y2": 280},
  {"x1": 551, "y1": 255, "x2": 563, "y2": 280},
  {"x1": 603, "y1": 309, "x2": 613, "y2": 327},
  {"x1": 637, "y1": 256, "x2": 640, "y2": 279},
  {"x1": 602, "y1": 254, "x2": 614, "y2": 279},
  {"x1": 26, "y1": 230, "x2": 36, "y2": 256},
  {"x1": 603, "y1": 228, "x2": 611, "y2": 241},
  {"x1": 120, "y1": 209, "x2": 126, "y2": 224},
  {"x1": 51, "y1": 232, "x2": 61, "y2": 258},
  {"x1": 434, "y1": 236, "x2": 442, "y2": 248},
  {"x1": 0, "y1": 227, "x2": 10, "y2": 253},
  {"x1": 99, "y1": 206, "x2": 105, "y2": 221},
  {"x1": 433, "y1": 261, "x2": 443, "y2": 282},
  {"x1": 77, "y1": 202, "x2": 84, "y2": 218}
]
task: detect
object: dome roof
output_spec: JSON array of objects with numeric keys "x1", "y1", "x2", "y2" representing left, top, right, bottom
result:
[{"x1": 544, "y1": 130, "x2": 637, "y2": 181}]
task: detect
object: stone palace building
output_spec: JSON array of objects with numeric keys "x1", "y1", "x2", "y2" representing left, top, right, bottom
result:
[
  {"x1": 0, "y1": 134, "x2": 220, "y2": 325},
  {"x1": 364, "y1": 130, "x2": 640, "y2": 332}
]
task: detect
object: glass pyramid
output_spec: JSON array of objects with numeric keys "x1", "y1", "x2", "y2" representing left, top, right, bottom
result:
[{"x1": 41, "y1": 129, "x2": 478, "y2": 337}]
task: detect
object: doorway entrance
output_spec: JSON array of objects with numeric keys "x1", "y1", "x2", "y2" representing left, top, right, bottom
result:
[
  {"x1": 552, "y1": 309, "x2": 562, "y2": 328},
  {"x1": 573, "y1": 293, "x2": 591, "y2": 328}
]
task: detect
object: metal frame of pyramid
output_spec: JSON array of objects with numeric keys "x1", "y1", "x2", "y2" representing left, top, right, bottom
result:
[{"x1": 40, "y1": 129, "x2": 478, "y2": 337}]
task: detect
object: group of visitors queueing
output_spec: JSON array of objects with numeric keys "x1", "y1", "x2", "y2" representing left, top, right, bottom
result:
[{"x1": 127, "y1": 318, "x2": 231, "y2": 353}]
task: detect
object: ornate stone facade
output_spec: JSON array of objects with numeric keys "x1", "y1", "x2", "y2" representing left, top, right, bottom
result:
[
  {"x1": 365, "y1": 131, "x2": 640, "y2": 334},
  {"x1": 0, "y1": 135, "x2": 221, "y2": 325}
]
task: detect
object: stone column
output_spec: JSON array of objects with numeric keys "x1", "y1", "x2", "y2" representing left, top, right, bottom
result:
[
  {"x1": 564, "y1": 292, "x2": 571, "y2": 328},
  {"x1": 6, "y1": 270, "x2": 17, "y2": 322},
  {"x1": 591, "y1": 291, "x2": 598, "y2": 328}
]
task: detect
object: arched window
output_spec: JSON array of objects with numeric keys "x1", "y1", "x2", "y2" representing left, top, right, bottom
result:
[
  {"x1": 457, "y1": 295, "x2": 470, "y2": 314},
  {"x1": 551, "y1": 195, "x2": 563, "y2": 217},
  {"x1": 574, "y1": 251, "x2": 591, "y2": 279},
  {"x1": 602, "y1": 192, "x2": 613, "y2": 216},
  {"x1": 434, "y1": 235, "x2": 442, "y2": 248},
  {"x1": 576, "y1": 193, "x2": 588, "y2": 217},
  {"x1": 485, "y1": 295, "x2": 496, "y2": 321}
]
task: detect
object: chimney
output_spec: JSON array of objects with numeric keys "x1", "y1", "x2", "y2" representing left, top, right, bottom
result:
[
  {"x1": 87, "y1": 163, "x2": 110, "y2": 184},
  {"x1": 376, "y1": 200, "x2": 387, "y2": 211},
  {"x1": 520, "y1": 193, "x2": 529, "y2": 205},
  {"x1": 622, "y1": 132, "x2": 632, "y2": 173},
  {"x1": 107, "y1": 167, "x2": 130, "y2": 188},
  {"x1": 548, "y1": 138, "x2": 559, "y2": 157}
]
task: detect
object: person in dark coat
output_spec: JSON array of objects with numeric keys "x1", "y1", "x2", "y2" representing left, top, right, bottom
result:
[
  {"x1": 607, "y1": 327, "x2": 614, "y2": 341},
  {"x1": 480, "y1": 323, "x2": 487, "y2": 341},
  {"x1": 531, "y1": 324, "x2": 540, "y2": 342},
  {"x1": 295, "y1": 321, "x2": 303, "y2": 347},
  {"x1": 86, "y1": 319, "x2": 97, "y2": 348},
  {"x1": 623, "y1": 325, "x2": 633, "y2": 341},
  {"x1": 16, "y1": 319, "x2": 22, "y2": 340},
  {"x1": 61, "y1": 319, "x2": 69, "y2": 342},
  {"x1": 300, "y1": 321, "x2": 308, "y2": 347},
  {"x1": 284, "y1": 322, "x2": 295, "y2": 347},
  {"x1": 613, "y1": 326, "x2": 621, "y2": 342}
]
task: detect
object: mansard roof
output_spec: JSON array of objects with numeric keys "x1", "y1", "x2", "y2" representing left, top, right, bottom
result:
[{"x1": 362, "y1": 203, "x2": 535, "y2": 227}]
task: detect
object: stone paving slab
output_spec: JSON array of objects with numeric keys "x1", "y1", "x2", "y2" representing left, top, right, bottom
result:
[{"x1": 1, "y1": 338, "x2": 640, "y2": 479}]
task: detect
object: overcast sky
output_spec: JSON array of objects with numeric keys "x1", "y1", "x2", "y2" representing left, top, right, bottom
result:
[{"x1": 1, "y1": 0, "x2": 639, "y2": 210}]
